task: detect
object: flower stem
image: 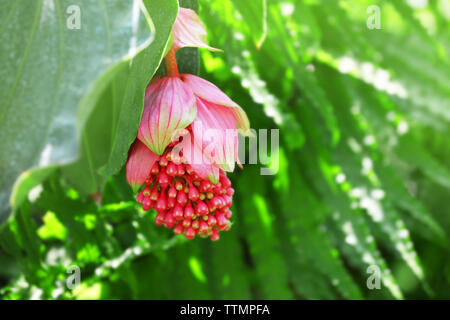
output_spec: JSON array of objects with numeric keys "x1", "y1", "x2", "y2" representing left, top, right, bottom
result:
[{"x1": 164, "y1": 48, "x2": 179, "y2": 77}]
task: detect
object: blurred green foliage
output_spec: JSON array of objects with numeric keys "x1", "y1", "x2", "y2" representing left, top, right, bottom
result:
[{"x1": 1, "y1": 0, "x2": 450, "y2": 299}]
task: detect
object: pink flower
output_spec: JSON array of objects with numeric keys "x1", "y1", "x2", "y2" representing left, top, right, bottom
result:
[
  {"x1": 137, "y1": 76, "x2": 196, "y2": 155},
  {"x1": 172, "y1": 8, "x2": 220, "y2": 52},
  {"x1": 137, "y1": 73, "x2": 250, "y2": 182},
  {"x1": 127, "y1": 75, "x2": 248, "y2": 240},
  {"x1": 126, "y1": 139, "x2": 160, "y2": 193},
  {"x1": 183, "y1": 74, "x2": 250, "y2": 173},
  {"x1": 125, "y1": 6, "x2": 249, "y2": 241},
  {"x1": 126, "y1": 139, "x2": 235, "y2": 241}
]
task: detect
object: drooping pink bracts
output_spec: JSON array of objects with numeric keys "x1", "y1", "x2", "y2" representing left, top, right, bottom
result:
[
  {"x1": 134, "y1": 146, "x2": 234, "y2": 241},
  {"x1": 137, "y1": 73, "x2": 250, "y2": 183}
]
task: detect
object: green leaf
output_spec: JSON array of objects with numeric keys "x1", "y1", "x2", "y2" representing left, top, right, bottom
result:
[
  {"x1": 396, "y1": 137, "x2": 450, "y2": 189},
  {"x1": 0, "y1": 0, "x2": 155, "y2": 223},
  {"x1": 274, "y1": 151, "x2": 363, "y2": 299},
  {"x1": 61, "y1": 84, "x2": 115, "y2": 194},
  {"x1": 230, "y1": 0, "x2": 267, "y2": 48},
  {"x1": 100, "y1": 0, "x2": 179, "y2": 177},
  {"x1": 235, "y1": 167, "x2": 293, "y2": 299},
  {"x1": 37, "y1": 211, "x2": 67, "y2": 241}
]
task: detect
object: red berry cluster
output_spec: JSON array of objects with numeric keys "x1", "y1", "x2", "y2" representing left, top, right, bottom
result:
[{"x1": 136, "y1": 149, "x2": 234, "y2": 241}]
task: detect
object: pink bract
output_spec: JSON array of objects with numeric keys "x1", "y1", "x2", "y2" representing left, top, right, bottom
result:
[{"x1": 172, "y1": 8, "x2": 220, "y2": 52}]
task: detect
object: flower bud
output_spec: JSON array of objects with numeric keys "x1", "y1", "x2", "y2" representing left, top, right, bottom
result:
[
  {"x1": 150, "y1": 187, "x2": 159, "y2": 201},
  {"x1": 185, "y1": 227, "x2": 196, "y2": 240},
  {"x1": 174, "y1": 223, "x2": 184, "y2": 235},
  {"x1": 216, "y1": 214, "x2": 228, "y2": 228},
  {"x1": 173, "y1": 205, "x2": 184, "y2": 221},
  {"x1": 156, "y1": 193, "x2": 167, "y2": 211},
  {"x1": 195, "y1": 200, "x2": 209, "y2": 216},
  {"x1": 184, "y1": 203, "x2": 195, "y2": 219},
  {"x1": 207, "y1": 215, "x2": 216, "y2": 227},
  {"x1": 177, "y1": 189, "x2": 187, "y2": 205},
  {"x1": 182, "y1": 218, "x2": 192, "y2": 228},
  {"x1": 166, "y1": 162, "x2": 178, "y2": 177},
  {"x1": 165, "y1": 211, "x2": 176, "y2": 228},
  {"x1": 175, "y1": 180, "x2": 184, "y2": 191},
  {"x1": 191, "y1": 219, "x2": 200, "y2": 229},
  {"x1": 167, "y1": 197, "x2": 176, "y2": 209},
  {"x1": 188, "y1": 185, "x2": 200, "y2": 201},
  {"x1": 167, "y1": 185, "x2": 177, "y2": 198},
  {"x1": 126, "y1": 140, "x2": 159, "y2": 192},
  {"x1": 155, "y1": 212, "x2": 166, "y2": 226},
  {"x1": 210, "y1": 229, "x2": 220, "y2": 241}
]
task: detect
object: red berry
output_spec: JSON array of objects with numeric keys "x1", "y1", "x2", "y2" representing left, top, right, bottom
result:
[
  {"x1": 130, "y1": 143, "x2": 236, "y2": 241},
  {"x1": 220, "y1": 176, "x2": 231, "y2": 188}
]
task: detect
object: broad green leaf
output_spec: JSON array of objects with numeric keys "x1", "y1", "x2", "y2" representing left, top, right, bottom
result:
[
  {"x1": 0, "y1": 0, "x2": 155, "y2": 223},
  {"x1": 61, "y1": 84, "x2": 115, "y2": 194},
  {"x1": 10, "y1": 166, "x2": 55, "y2": 208},
  {"x1": 100, "y1": 0, "x2": 179, "y2": 177}
]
